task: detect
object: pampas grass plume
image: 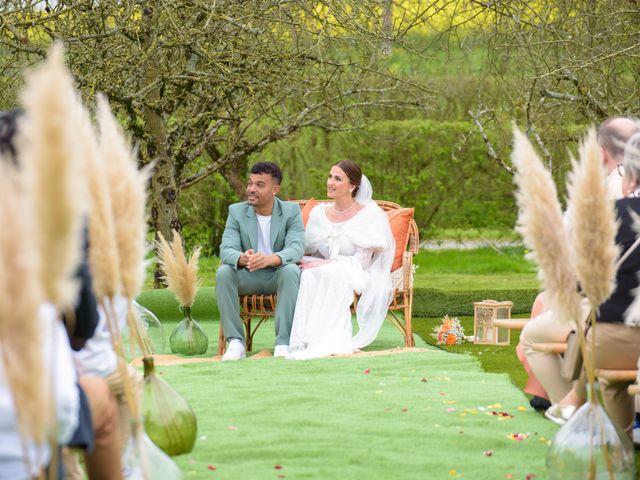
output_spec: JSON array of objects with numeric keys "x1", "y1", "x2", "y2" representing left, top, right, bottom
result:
[
  {"x1": 511, "y1": 126, "x2": 583, "y2": 324},
  {"x1": 82, "y1": 103, "x2": 121, "y2": 300},
  {"x1": 97, "y1": 94, "x2": 149, "y2": 300},
  {"x1": 0, "y1": 162, "x2": 51, "y2": 443},
  {"x1": 17, "y1": 42, "x2": 85, "y2": 310},
  {"x1": 156, "y1": 231, "x2": 200, "y2": 308},
  {"x1": 566, "y1": 128, "x2": 619, "y2": 308}
]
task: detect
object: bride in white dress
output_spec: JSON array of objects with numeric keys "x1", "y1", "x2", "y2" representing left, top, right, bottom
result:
[{"x1": 288, "y1": 160, "x2": 395, "y2": 360}]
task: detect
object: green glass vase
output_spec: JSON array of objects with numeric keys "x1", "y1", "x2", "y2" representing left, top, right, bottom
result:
[
  {"x1": 134, "y1": 301, "x2": 166, "y2": 354},
  {"x1": 169, "y1": 307, "x2": 208, "y2": 355},
  {"x1": 546, "y1": 383, "x2": 635, "y2": 479},
  {"x1": 122, "y1": 428, "x2": 183, "y2": 479},
  {"x1": 141, "y1": 357, "x2": 197, "y2": 457}
]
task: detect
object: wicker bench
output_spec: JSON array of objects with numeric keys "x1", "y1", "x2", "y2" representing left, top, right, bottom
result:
[{"x1": 217, "y1": 199, "x2": 419, "y2": 355}]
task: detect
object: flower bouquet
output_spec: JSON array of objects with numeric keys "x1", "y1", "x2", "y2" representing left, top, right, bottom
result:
[{"x1": 432, "y1": 315, "x2": 466, "y2": 345}]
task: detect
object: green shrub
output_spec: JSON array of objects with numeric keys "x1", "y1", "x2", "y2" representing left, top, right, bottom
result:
[{"x1": 413, "y1": 287, "x2": 539, "y2": 317}]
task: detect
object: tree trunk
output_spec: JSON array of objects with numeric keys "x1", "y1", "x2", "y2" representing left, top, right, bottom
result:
[
  {"x1": 141, "y1": 6, "x2": 181, "y2": 287},
  {"x1": 220, "y1": 155, "x2": 248, "y2": 199}
]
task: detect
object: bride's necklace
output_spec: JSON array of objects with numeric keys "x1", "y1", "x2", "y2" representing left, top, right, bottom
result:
[{"x1": 331, "y1": 201, "x2": 357, "y2": 214}]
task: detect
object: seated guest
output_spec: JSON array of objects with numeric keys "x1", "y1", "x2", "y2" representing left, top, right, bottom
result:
[
  {"x1": 516, "y1": 293, "x2": 551, "y2": 409},
  {"x1": 543, "y1": 130, "x2": 640, "y2": 435},
  {"x1": 518, "y1": 117, "x2": 639, "y2": 415},
  {"x1": 0, "y1": 304, "x2": 80, "y2": 480},
  {"x1": 0, "y1": 109, "x2": 123, "y2": 479}
]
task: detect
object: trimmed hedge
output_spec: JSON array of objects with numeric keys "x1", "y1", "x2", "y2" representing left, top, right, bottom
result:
[
  {"x1": 137, "y1": 286, "x2": 539, "y2": 323},
  {"x1": 413, "y1": 287, "x2": 539, "y2": 317}
]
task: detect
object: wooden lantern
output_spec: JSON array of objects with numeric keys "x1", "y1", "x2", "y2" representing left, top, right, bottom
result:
[{"x1": 473, "y1": 299, "x2": 513, "y2": 345}]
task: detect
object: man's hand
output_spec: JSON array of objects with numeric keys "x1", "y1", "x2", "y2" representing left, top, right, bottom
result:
[
  {"x1": 237, "y1": 249, "x2": 254, "y2": 268},
  {"x1": 246, "y1": 252, "x2": 282, "y2": 272}
]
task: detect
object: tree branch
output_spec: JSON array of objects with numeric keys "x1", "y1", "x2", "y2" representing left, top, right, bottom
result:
[{"x1": 469, "y1": 109, "x2": 513, "y2": 175}]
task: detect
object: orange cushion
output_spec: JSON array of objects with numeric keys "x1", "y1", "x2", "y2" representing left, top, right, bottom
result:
[
  {"x1": 300, "y1": 198, "x2": 318, "y2": 227},
  {"x1": 386, "y1": 208, "x2": 414, "y2": 271}
]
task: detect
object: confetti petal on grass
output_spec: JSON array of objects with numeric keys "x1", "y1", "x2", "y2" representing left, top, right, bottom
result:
[
  {"x1": 227, "y1": 425, "x2": 237, "y2": 431},
  {"x1": 525, "y1": 474, "x2": 537, "y2": 480},
  {"x1": 207, "y1": 465, "x2": 216, "y2": 471},
  {"x1": 508, "y1": 433, "x2": 529, "y2": 441},
  {"x1": 517, "y1": 406, "x2": 528, "y2": 411},
  {"x1": 490, "y1": 411, "x2": 513, "y2": 419},
  {"x1": 448, "y1": 470, "x2": 457, "y2": 476},
  {"x1": 363, "y1": 368, "x2": 371, "y2": 374},
  {"x1": 274, "y1": 465, "x2": 283, "y2": 470},
  {"x1": 447, "y1": 407, "x2": 456, "y2": 412},
  {"x1": 483, "y1": 450, "x2": 493, "y2": 457}
]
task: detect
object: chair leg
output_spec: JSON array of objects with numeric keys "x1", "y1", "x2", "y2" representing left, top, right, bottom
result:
[
  {"x1": 244, "y1": 317, "x2": 253, "y2": 352},
  {"x1": 217, "y1": 324, "x2": 226, "y2": 356},
  {"x1": 404, "y1": 294, "x2": 415, "y2": 348}
]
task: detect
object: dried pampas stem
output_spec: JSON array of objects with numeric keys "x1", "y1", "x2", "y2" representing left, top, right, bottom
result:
[
  {"x1": 97, "y1": 94, "x2": 150, "y2": 300},
  {"x1": 17, "y1": 42, "x2": 86, "y2": 311},
  {"x1": 0, "y1": 162, "x2": 51, "y2": 443},
  {"x1": 96, "y1": 94, "x2": 152, "y2": 356},
  {"x1": 156, "y1": 231, "x2": 200, "y2": 308},
  {"x1": 83, "y1": 103, "x2": 121, "y2": 300},
  {"x1": 566, "y1": 128, "x2": 619, "y2": 309},
  {"x1": 511, "y1": 126, "x2": 582, "y2": 324}
]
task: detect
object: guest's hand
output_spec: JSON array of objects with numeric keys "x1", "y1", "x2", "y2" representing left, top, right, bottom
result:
[{"x1": 299, "y1": 259, "x2": 331, "y2": 270}]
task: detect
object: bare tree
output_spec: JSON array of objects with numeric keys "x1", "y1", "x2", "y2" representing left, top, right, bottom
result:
[
  {"x1": 467, "y1": 1, "x2": 640, "y2": 174},
  {"x1": 0, "y1": 0, "x2": 432, "y2": 270}
]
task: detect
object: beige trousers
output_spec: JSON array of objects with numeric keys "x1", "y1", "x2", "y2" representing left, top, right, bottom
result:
[
  {"x1": 575, "y1": 322, "x2": 640, "y2": 434},
  {"x1": 520, "y1": 309, "x2": 576, "y2": 404}
]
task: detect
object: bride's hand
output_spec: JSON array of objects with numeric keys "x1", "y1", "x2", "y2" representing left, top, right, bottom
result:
[{"x1": 299, "y1": 259, "x2": 331, "y2": 270}]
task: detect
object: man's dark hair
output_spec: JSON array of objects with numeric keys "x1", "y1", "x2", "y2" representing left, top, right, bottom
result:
[
  {"x1": 250, "y1": 162, "x2": 283, "y2": 185},
  {"x1": 0, "y1": 109, "x2": 23, "y2": 166}
]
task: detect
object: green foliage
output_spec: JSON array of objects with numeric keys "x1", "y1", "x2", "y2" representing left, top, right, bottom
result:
[
  {"x1": 262, "y1": 119, "x2": 518, "y2": 239},
  {"x1": 179, "y1": 174, "x2": 238, "y2": 256},
  {"x1": 413, "y1": 287, "x2": 539, "y2": 317},
  {"x1": 415, "y1": 247, "x2": 535, "y2": 275}
]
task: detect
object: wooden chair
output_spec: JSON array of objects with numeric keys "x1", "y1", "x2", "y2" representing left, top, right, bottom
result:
[{"x1": 217, "y1": 199, "x2": 419, "y2": 355}]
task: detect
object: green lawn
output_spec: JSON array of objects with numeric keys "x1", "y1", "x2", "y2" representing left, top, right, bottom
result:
[{"x1": 143, "y1": 317, "x2": 555, "y2": 480}]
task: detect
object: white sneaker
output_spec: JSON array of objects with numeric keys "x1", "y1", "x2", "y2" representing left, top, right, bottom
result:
[
  {"x1": 222, "y1": 339, "x2": 246, "y2": 361},
  {"x1": 273, "y1": 345, "x2": 291, "y2": 358},
  {"x1": 545, "y1": 404, "x2": 577, "y2": 426}
]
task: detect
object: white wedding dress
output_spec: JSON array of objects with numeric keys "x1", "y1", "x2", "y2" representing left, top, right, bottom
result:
[{"x1": 289, "y1": 197, "x2": 395, "y2": 360}]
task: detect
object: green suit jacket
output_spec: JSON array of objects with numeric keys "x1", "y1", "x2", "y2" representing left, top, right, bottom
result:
[{"x1": 219, "y1": 197, "x2": 305, "y2": 269}]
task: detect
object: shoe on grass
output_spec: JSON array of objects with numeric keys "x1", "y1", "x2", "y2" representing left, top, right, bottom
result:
[
  {"x1": 529, "y1": 395, "x2": 552, "y2": 411},
  {"x1": 273, "y1": 345, "x2": 291, "y2": 358},
  {"x1": 222, "y1": 339, "x2": 246, "y2": 361},
  {"x1": 544, "y1": 404, "x2": 577, "y2": 426}
]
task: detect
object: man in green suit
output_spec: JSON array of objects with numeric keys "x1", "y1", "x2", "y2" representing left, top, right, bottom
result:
[{"x1": 216, "y1": 162, "x2": 305, "y2": 360}]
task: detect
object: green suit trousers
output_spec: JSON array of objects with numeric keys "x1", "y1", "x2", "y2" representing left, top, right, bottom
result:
[{"x1": 216, "y1": 263, "x2": 301, "y2": 346}]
